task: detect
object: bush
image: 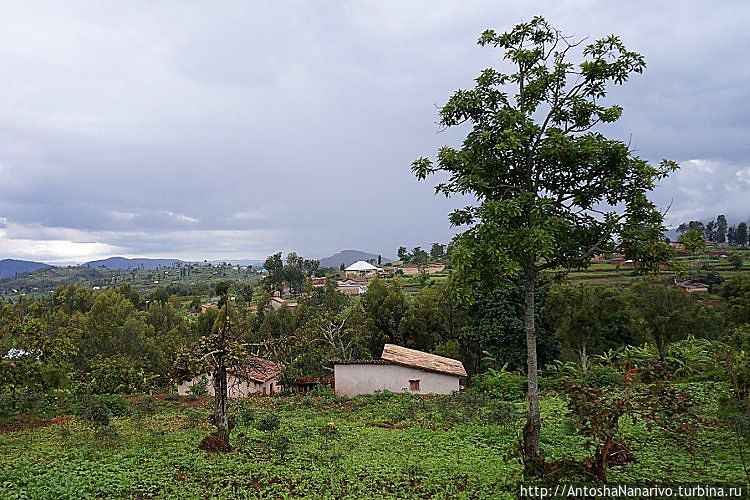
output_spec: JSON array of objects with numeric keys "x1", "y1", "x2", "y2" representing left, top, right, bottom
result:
[
  {"x1": 85, "y1": 356, "x2": 143, "y2": 394},
  {"x1": 75, "y1": 395, "x2": 128, "y2": 429},
  {"x1": 76, "y1": 397, "x2": 112, "y2": 429},
  {"x1": 473, "y1": 371, "x2": 527, "y2": 400},
  {"x1": 0, "y1": 391, "x2": 43, "y2": 423},
  {"x1": 188, "y1": 377, "x2": 209, "y2": 397},
  {"x1": 98, "y1": 395, "x2": 129, "y2": 417},
  {"x1": 582, "y1": 365, "x2": 623, "y2": 388},
  {"x1": 234, "y1": 402, "x2": 255, "y2": 426},
  {"x1": 256, "y1": 414, "x2": 280, "y2": 433}
]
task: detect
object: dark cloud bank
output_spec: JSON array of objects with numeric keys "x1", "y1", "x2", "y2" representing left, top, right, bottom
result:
[{"x1": 0, "y1": 1, "x2": 748, "y2": 263}]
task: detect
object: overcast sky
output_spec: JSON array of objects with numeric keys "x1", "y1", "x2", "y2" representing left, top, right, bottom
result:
[{"x1": 0, "y1": 1, "x2": 748, "y2": 264}]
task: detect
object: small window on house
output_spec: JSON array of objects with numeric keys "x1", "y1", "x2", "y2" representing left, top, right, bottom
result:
[{"x1": 409, "y1": 379, "x2": 420, "y2": 392}]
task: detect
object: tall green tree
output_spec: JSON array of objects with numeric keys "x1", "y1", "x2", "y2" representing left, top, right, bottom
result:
[
  {"x1": 430, "y1": 243, "x2": 446, "y2": 261},
  {"x1": 361, "y1": 278, "x2": 408, "y2": 356},
  {"x1": 411, "y1": 246, "x2": 429, "y2": 265},
  {"x1": 397, "y1": 246, "x2": 409, "y2": 263},
  {"x1": 737, "y1": 222, "x2": 748, "y2": 247},
  {"x1": 705, "y1": 220, "x2": 717, "y2": 242},
  {"x1": 263, "y1": 252, "x2": 285, "y2": 293},
  {"x1": 398, "y1": 286, "x2": 446, "y2": 352},
  {"x1": 411, "y1": 17, "x2": 675, "y2": 473},
  {"x1": 716, "y1": 214, "x2": 728, "y2": 243}
]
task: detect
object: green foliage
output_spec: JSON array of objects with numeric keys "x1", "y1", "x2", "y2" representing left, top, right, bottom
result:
[
  {"x1": 458, "y1": 277, "x2": 558, "y2": 373},
  {"x1": 188, "y1": 377, "x2": 209, "y2": 397},
  {"x1": 720, "y1": 276, "x2": 750, "y2": 327},
  {"x1": 680, "y1": 230, "x2": 706, "y2": 255},
  {"x1": 628, "y1": 281, "x2": 719, "y2": 361},
  {"x1": 724, "y1": 326, "x2": 750, "y2": 400},
  {"x1": 546, "y1": 284, "x2": 638, "y2": 365},
  {"x1": 565, "y1": 379, "x2": 699, "y2": 481},
  {"x1": 473, "y1": 371, "x2": 527, "y2": 401},
  {"x1": 582, "y1": 365, "x2": 623, "y2": 388},
  {"x1": 84, "y1": 355, "x2": 144, "y2": 394},
  {"x1": 256, "y1": 414, "x2": 281, "y2": 433}
]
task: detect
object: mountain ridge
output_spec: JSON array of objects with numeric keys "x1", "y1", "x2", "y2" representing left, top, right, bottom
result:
[{"x1": 0, "y1": 259, "x2": 52, "y2": 279}]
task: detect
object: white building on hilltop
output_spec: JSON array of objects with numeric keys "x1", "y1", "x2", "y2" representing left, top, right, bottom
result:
[{"x1": 344, "y1": 260, "x2": 383, "y2": 277}]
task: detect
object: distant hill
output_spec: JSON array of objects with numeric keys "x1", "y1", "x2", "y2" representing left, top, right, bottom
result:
[
  {"x1": 0, "y1": 259, "x2": 51, "y2": 279},
  {"x1": 83, "y1": 257, "x2": 187, "y2": 270},
  {"x1": 208, "y1": 259, "x2": 265, "y2": 267},
  {"x1": 319, "y1": 250, "x2": 393, "y2": 269}
]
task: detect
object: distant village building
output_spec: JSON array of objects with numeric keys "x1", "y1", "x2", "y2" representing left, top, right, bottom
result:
[
  {"x1": 425, "y1": 263, "x2": 445, "y2": 274},
  {"x1": 402, "y1": 264, "x2": 421, "y2": 275},
  {"x1": 198, "y1": 301, "x2": 219, "y2": 313},
  {"x1": 344, "y1": 260, "x2": 383, "y2": 277},
  {"x1": 268, "y1": 296, "x2": 298, "y2": 311},
  {"x1": 336, "y1": 279, "x2": 368, "y2": 296},
  {"x1": 333, "y1": 344, "x2": 467, "y2": 397},
  {"x1": 674, "y1": 279, "x2": 709, "y2": 294},
  {"x1": 401, "y1": 263, "x2": 446, "y2": 275},
  {"x1": 177, "y1": 356, "x2": 284, "y2": 397}
]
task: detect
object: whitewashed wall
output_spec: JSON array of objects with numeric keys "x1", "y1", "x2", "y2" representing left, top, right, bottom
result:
[
  {"x1": 334, "y1": 364, "x2": 460, "y2": 397},
  {"x1": 177, "y1": 374, "x2": 280, "y2": 397}
]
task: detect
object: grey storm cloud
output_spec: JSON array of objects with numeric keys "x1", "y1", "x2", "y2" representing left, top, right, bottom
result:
[{"x1": 0, "y1": 1, "x2": 748, "y2": 263}]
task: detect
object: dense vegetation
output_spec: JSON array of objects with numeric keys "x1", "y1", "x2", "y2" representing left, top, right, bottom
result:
[{"x1": 1, "y1": 255, "x2": 750, "y2": 491}]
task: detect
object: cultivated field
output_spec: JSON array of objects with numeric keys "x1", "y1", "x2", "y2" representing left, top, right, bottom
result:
[{"x1": 0, "y1": 383, "x2": 744, "y2": 499}]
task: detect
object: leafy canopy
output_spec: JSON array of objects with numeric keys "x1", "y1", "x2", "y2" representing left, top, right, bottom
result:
[{"x1": 411, "y1": 17, "x2": 677, "y2": 287}]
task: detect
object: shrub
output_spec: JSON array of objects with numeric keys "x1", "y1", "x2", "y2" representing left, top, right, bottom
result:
[
  {"x1": 0, "y1": 390, "x2": 43, "y2": 423},
  {"x1": 582, "y1": 365, "x2": 623, "y2": 388},
  {"x1": 235, "y1": 403, "x2": 255, "y2": 427},
  {"x1": 565, "y1": 378, "x2": 699, "y2": 481},
  {"x1": 473, "y1": 371, "x2": 526, "y2": 400},
  {"x1": 85, "y1": 356, "x2": 143, "y2": 394},
  {"x1": 77, "y1": 398, "x2": 112, "y2": 429},
  {"x1": 188, "y1": 377, "x2": 209, "y2": 397},
  {"x1": 256, "y1": 414, "x2": 280, "y2": 433},
  {"x1": 98, "y1": 395, "x2": 129, "y2": 417}
]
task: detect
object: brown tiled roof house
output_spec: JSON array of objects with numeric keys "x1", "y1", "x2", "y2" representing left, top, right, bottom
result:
[{"x1": 178, "y1": 356, "x2": 284, "y2": 397}]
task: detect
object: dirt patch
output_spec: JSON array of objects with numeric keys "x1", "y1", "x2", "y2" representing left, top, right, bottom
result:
[
  {"x1": 198, "y1": 431, "x2": 231, "y2": 452},
  {"x1": 0, "y1": 417, "x2": 71, "y2": 434}
]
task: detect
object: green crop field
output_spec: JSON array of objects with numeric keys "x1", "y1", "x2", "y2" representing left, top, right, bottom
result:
[{"x1": 0, "y1": 382, "x2": 744, "y2": 499}]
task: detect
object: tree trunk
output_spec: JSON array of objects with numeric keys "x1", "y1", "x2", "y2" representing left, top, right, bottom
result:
[
  {"x1": 213, "y1": 360, "x2": 229, "y2": 444},
  {"x1": 523, "y1": 265, "x2": 543, "y2": 476},
  {"x1": 579, "y1": 343, "x2": 588, "y2": 375}
]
